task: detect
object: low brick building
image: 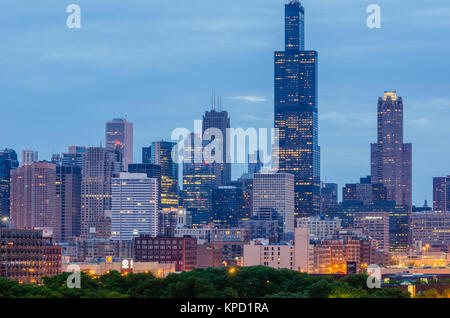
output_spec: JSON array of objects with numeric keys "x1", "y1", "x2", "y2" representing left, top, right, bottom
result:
[
  {"x1": 0, "y1": 228, "x2": 61, "y2": 284},
  {"x1": 134, "y1": 236, "x2": 197, "y2": 271}
]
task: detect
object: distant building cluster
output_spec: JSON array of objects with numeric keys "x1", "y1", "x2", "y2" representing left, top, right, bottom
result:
[{"x1": 1, "y1": 1, "x2": 449, "y2": 283}]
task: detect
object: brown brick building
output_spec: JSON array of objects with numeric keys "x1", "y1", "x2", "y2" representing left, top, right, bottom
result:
[
  {"x1": 134, "y1": 236, "x2": 197, "y2": 271},
  {"x1": 0, "y1": 228, "x2": 61, "y2": 284}
]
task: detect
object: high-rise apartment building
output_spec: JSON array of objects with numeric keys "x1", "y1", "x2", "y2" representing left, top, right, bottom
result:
[
  {"x1": 0, "y1": 149, "x2": 19, "y2": 219},
  {"x1": 81, "y1": 147, "x2": 121, "y2": 238},
  {"x1": 111, "y1": 173, "x2": 158, "y2": 240},
  {"x1": 433, "y1": 176, "x2": 449, "y2": 213},
  {"x1": 202, "y1": 108, "x2": 231, "y2": 186},
  {"x1": 10, "y1": 162, "x2": 56, "y2": 230},
  {"x1": 274, "y1": 0, "x2": 320, "y2": 217},
  {"x1": 371, "y1": 92, "x2": 412, "y2": 210},
  {"x1": 353, "y1": 212, "x2": 390, "y2": 253},
  {"x1": 253, "y1": 173, "x2": 295, "y2": 234},
  {"x1": 105, "y1": 118, "x2": 133, "y2": 171}
]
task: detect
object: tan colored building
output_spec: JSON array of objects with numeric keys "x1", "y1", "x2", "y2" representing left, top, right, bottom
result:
[
  {"x1": 197, "y1": 244, "x2": 223, "y2": 269},
  {"x1": 62, "y1": 260, "x2": 175, "y2": 278},
  {"x1": 243, "y1": 227, "x2": 309, "y2": 272}
]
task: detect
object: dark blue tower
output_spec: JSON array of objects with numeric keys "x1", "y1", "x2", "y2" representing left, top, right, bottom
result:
[{"x1": 274, "y1": 0, "x2": 320, "y2": 217}]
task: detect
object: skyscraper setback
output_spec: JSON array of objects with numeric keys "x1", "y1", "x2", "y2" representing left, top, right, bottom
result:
[
  {"x1": 371, "y1": 92, "x2": 412, "y2": 210},
  {"x1": 274, "y1": 0, "x2": 320, "y2": 217}
]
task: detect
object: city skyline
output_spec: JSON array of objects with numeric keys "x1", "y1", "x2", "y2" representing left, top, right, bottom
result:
[
  {"x1": 1, "y1": 0, "x2": 450, "y2": 205},
  {"x1": 1, "y1": 1, "x2": 450, "y2": 301}
]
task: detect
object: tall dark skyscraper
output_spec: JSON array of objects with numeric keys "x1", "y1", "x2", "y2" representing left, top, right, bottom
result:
[
  {"x1": 182, "y1": 133, "x2": 216, "y2": 225},
  {"x1": 0, "y1": 149, "x2": 19, "y2": 219},
  {"x1": 320, "y1": 182, "x2": 338, "y2": 215},
  {"x1": 274, "y1": 0, "x2": 320, "y2": 217},
  {"x1": 202, "y1": 107, "x2": 231, "y2": 187},
  {"x1": 371, "y1": 92, "x2": 412, "y2": 210},
  {"x1": 55, "y1": 165, "x2": 82, "y2": 243},
  {"x1": 211, "y1": 186, "x2": 245, "y2": 228},
  {"x1": 150, "y1": 141, "x2": 179, "y2": 209},
  {"x1": 105, "y1": 118, "x2": 133, "y2": 171}
]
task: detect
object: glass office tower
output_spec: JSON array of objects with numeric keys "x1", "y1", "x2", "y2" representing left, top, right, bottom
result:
[{"x1": 274, "y1": 0, "x2": 320, "y2": 217}]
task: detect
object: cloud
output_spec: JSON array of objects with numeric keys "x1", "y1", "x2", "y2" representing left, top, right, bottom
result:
[{"x1": 228, "y1": 95, "x2": 267, "y2": 102}]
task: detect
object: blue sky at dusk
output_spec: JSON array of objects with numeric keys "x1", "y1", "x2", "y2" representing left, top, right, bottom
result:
[{"x1": 1, "y1": 0, "x2": 449, "y2": 204}]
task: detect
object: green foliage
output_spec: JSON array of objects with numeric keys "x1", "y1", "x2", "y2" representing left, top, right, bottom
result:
[
  {"x1": 0, "y1": 267, "x2": 415, "y2": 298},
  {"x1": 416, "y1": 288, "x2": 442, "y2": 298}
]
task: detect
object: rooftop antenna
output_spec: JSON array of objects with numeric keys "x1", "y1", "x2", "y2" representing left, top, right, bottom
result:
[
  {"x1": 211, "y1": 91, "x2": 214, "y2": 110},
  {"x1": 125, "y1": 112, "x2": 128, "y2": 120}
]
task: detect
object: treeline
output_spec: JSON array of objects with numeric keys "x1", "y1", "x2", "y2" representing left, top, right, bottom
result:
[{"x1": 0, "y1": 266, "x2": 411, "y2": 298}]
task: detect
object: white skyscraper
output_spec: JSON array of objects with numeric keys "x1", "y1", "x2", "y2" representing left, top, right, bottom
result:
[
  {"x1": 253, "y1": 172, "x2": 295, "y2": 234},
  {"x1": 111, "y1": 173, "x2": 158, "y2": 240}
]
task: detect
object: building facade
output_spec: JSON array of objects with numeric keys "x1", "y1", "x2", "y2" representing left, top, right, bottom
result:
[
  {"x1": 54, "y1": 165, "x2": 82, "y2": 243},
  {"x1": 433, "y1": 176, "x2": 449, "y2": 213},
  {"x1": 353, "y1": 212, "x2": 390, "y2": 253},
  {"x1": 128, "y1": 163, "x2": 162, "y2": 209},
  {"x1": 81, "y1": 147, "x2": 121, "y2": 238},
  {"x1": 145, "y1": 141, "x2": 179, "y2": 209},
  {"x1": 0, "y1": 149, "x2": 19, "y2": 219},
  {"x1": 183, "y1": 133, "x2": 216, "y2": 225},
  {"x1": 202, "y1": 108, "x2": 231, "y2": 186},
  {"x1": 371, "y1": 91, "x2": 412, "y2": 210},
  {"x1": 134, "y1": 236, "x2": 197, "y2": 271},
  {"x1": 243, "y1": 227, "x2": 310, "y2": 272},
  {"x1": 111, "y1": 173, "x2": 158, "y2": 240},
  {"x1": 253, "y1": 173, "x2": 295, "y2": 234},
  {"x1": 211, "y1": 186, "x2": 245, "y2": 227}
]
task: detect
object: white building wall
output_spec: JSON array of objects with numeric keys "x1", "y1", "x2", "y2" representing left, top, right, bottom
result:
[
  {"x1": 253, "y1": 173, "x2": 295, "y2": 234},
  {"x1": 111, "y1": 173, "x2": 158, "y2": 240}
]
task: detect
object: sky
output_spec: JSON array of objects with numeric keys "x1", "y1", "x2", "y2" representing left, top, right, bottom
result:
[{"x1": 1, "y1": 0, "x2": 449, "y2": 205}]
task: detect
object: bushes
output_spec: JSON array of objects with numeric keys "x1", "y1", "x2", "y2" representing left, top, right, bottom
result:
[{"x1": 0, "y1": 267, "x2": 411, "y2": 298}]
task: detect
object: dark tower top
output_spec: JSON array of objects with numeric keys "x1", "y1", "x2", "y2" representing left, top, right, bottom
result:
[{"x1": 285, "y1": 0, "x2": 305, "y2": 51}]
